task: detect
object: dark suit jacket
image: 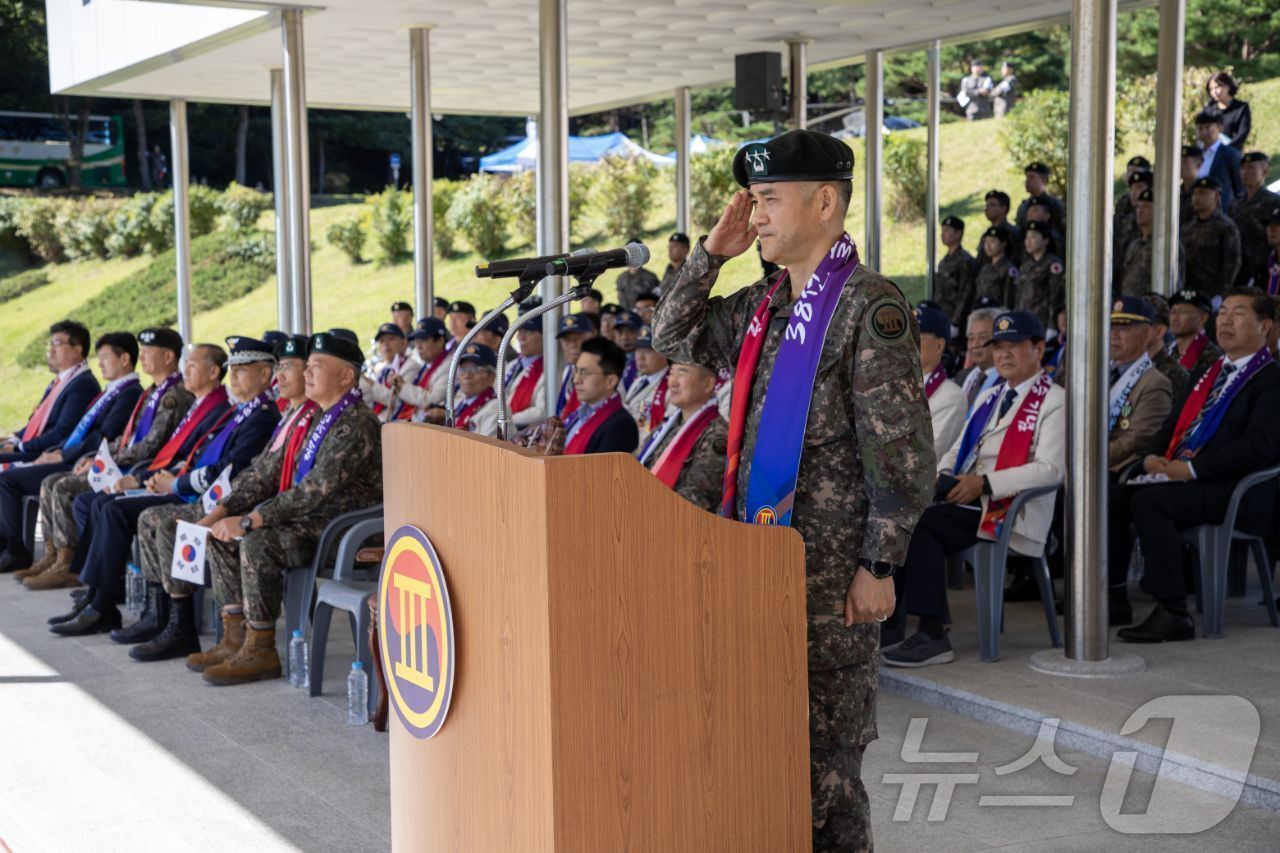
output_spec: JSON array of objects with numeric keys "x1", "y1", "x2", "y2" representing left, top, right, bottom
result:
[
  {"x1": 582, "y1": 406, "x2": 640, "y2": 455},
  {"x1": 1206, "y1": 143, "x2": 1244, "y2": 211},
  {"x1": 17, "y1": 370, "x2": 100, "y2": 455},
  {"x1": 175, "y1": 402, "x2": 280, "y2": 497},
  {"x1": 59, "y1": 382, "x2": 145, "y2": 463}
]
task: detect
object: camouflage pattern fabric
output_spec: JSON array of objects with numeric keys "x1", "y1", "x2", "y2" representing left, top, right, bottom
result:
[
  {"x1": 1229, "y1": 187, "x2": 1279, "y2": 288},
  {"x1": 933, "y1": 248, "x2": 976, "y2": 330},
  {"x1": 641, "y1": 412, "x2": 729, "y2": 513},
  {"x1": 1014, "y1": 253, "x2": 1065, "y2": 330},
  {"x1": 1152, "y1": 349, "x2": 1191, "y2": 402},
  {"x1": 975, "y1": 255, "x2": 1018, "y2": 307},
  {"x1": 810, "y1": 665, "x2": 874, "y2": 852},
  {"x1": 615, "y1": 268, "x2": 661, "y2": 309},
  {"x1": 114, "y1": 384, "x2": 195, "y2": 469},
  {"x1": 1181, "y1": 211, "x2": 1242, "y2": 298}
]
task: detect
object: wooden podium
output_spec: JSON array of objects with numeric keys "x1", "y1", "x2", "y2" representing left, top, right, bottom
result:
[{"x1": 381, "y1": 423, "x2": 811, "y2": 852}]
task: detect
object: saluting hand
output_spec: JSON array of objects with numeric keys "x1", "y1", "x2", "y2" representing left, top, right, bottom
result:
[{"x1": 704, "y1": 190, "x2": 758, "y2": 259}]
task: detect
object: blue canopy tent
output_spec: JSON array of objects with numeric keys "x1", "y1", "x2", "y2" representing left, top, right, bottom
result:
[{"x1": 479, "y1": 130, "x2": 674, "y2": 173}]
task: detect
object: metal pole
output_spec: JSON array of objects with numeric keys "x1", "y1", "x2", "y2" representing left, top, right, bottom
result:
[
  {"x1": 169, "y1": 99, "x2": 193, "y2": 344},
  {"x1": 537, "y1": 0, "x2": 569, "y2": 418},
  {"x1": 926, "y1": 41, "x2": 941, "y2": 298},
  {"x1": 269, "y1": 68, "x2": 293, "y2": 333},
  {"x1": 410, "y1": 27, "x2": 435, "y2": 318},
  {"x1": 674, "y1": 86, "x2": 691, "y2": 235},
  {"x1": 281, "y1": 8, "x2": 312, "y2": 334},
  {"x1": 788, "y1": 40, "x2": 809, "y2": 130},
  {"x1": 864, "y1": 50, "x2": 884, "y2": 270},
  {"x1": 1151, "y1": 0, "x2": 1185, "y2": 296}
]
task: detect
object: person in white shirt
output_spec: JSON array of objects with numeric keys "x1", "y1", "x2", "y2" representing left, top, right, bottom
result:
[
  {"x1": 448, "y1": 344, "x2": 500, "y2": 437},
  {"x1": 882, "y1": 310, "x2": 1065, "y2": 667},
  {"x1": 393, "y1": 317, "x2": 451, "y2": 422},
  {"x1": 623, "y1": 326, "x2": 671, "y2": 444},
  {"x1": 359, "y1": 323, "x2": 418, "y2": 423},
  {"x1": 506, "y1": 316, "x2": 548, "y2": 429},
  {"x1": 916, "y1": 304, "x2": 966, "y2": 461}
]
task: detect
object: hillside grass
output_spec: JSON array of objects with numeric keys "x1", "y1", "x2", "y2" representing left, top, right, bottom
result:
[{"x1": 4, "y1": 76, "x2": 1279, "y2": 426}]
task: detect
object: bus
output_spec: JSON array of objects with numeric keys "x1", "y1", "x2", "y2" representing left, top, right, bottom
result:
[{"x1": 0, "y1": 111, "x2": 126, "y2": 188}]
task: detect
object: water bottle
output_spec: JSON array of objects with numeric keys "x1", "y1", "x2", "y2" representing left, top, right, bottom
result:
[
  {"x1": 347, "y1": 662, "x2": 369, "y2": 726},
  {"x1": 288, "y1": 630, "x2": 309, "y2": 689},
  {"x1": 125, "y1": 565, "x2": 145, "y2": 615}
]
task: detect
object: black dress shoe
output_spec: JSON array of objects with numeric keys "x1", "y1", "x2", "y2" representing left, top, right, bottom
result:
[
  {"x1": 47, "y1": 595, "x2": 91, "y2": 625},
  {"x1": 49, "y1": 604, "x2": 122, "y2": 637},
  {"x1": 0, "y1": 550, "x2": 31, "y2": 574},
  {"x1": 70, "y1": 588, "x2": 87, "y2": 602},
  {"x1": 1116, "y1": 604, "x2": 1195, "y2": 643}
]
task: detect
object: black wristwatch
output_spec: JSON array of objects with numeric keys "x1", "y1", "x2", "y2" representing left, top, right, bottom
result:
[
  {"x1": 240, "y1": 515, "x2": 254, "y2": 533},
  {"x1": 858, "y1": 558, "x2": 899, "y2": 579},
  {"x1": 981, "y1": 475, "x2": 993, "y2": 496}
]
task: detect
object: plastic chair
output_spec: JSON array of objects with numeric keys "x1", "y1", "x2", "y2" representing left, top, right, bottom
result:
[
  {"x1": 1180, "y1": 465, "x2": 1280, "y2": 639},
  {"x1": 281, "y1": 505, "x2": 383, "y2": 680},
  {"x1": 21, "y1": 495, "x2": 40, "y2": 558},
  {"x1": 950, "y1": 483, "x2": 1062, "y2": 662},
  {"x1": 308, "y1": 515, "x2": 384, "y2": 717}
]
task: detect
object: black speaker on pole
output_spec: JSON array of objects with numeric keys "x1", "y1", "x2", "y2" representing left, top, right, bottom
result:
[{"x1": 734, "y1": 52, "x2": 784, "y2": 113}]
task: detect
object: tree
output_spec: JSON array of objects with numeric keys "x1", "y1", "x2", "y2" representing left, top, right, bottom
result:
[
  {"x1": 55, "y1": 97, "x2": 92, "y2": 190},
  {"x1": 132, "y1": 100, "x2": 152, "y2": 190},
  {"x1": 234, "y1": 105, "x2": 249, "y2": 186}
]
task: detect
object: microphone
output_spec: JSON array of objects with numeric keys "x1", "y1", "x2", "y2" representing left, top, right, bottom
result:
[
  {"x1": 545, "y1": 243, "x2": 648, "y2": 278},
  {"x1": 475, "y1": 251, "x2": 574, "y2": 280}
]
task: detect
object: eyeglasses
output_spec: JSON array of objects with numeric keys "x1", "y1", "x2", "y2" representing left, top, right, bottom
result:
[
  {"x1": 47, "y1": 338, "x2": 72, "y2": 350},
  {"x1": 457, "y1": 365, "x2": 491, "y2": 376}
]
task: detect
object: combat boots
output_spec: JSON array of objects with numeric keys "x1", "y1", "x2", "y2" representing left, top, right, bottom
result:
[
  {"x1": 202, "y1": 626, "x2": 281, "y2": 686},
  {"x1": 23, "y1": 548, "x2": 82, "y2": 590},
  {"x1": 14, "y1": 546, "x2": 56, "y2": 581},
  {"x1": 185, "y1": 610, "x2": 246, "y2": 672},
  {"x1": 130, "y1": 595, "x2": 200, "y2": 662},
  {"x1": 111, "y1": 583, "x2": 170, "y2": 644}
]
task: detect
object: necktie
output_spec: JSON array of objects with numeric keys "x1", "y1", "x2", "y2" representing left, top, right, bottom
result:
[
  {"x1": 997, "y1": 388, "x2": 1018, "y2": 420},
  {"x1": 1109, "y1": 366, "x2": 1121, "y2": 386},
  {"x1": 1180, "y1": 362, "x2": 1236, "y2": 453}
]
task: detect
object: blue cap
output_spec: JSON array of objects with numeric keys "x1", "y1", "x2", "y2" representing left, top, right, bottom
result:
[
  {"x1": 614, "y1": 309, "x2": 643, "y2": 330},
  {"x1": 914, "y1": 304, "x2": 951, "y2": 339},
  {"x1": 457, "y1": 342, "x2": 497, "y2": 370},
  {"x1": 518, "y1": 315, "x2": 543, "y2": 333},
  {"x1": 408, "y1": 317, "x2": 447, "y2": 341},
  {"x1": 375, "y1": 322, "x2": 405, "y2": 340},
  {"x1": 987, "y1": 311, "x2": 1044, "y2": 344},
  {"x1": 224, "y1": 336, "x2": 277, "y2": 366},
  {"x1": 480, "y1": 312, "x2": 510, "y2": 336},
  {"x1": 636, "y1": 326, "x2": 654, "y2": 349},
  {"x1": 1111, "y1": 296, "x2": 1154, "y2": 325},
  {"x1": 262, "y1": 330, "x2": 288, "y2": 347},
  {"x1": 557, "y1": 313, "x2": 596, "y2": 338}
]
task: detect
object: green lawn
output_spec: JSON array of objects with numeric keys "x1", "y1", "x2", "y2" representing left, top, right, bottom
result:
[{"x1": 5, "y1": 75, "x2": 1279, "y2": 427}]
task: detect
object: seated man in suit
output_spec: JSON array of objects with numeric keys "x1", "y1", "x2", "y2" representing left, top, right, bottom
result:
[
  {"x1": 637, "y1": 361, "x2": 727, "y2": 513},
  {"x1": 521, "y1": 337, "x2": 640, "y2": 456},
  {"x1": 1, "y1": 320, "x2": 100, "y2": 462},
  {"x1": 0, "y1": 332, "x2": 144, "y2": 574},
  {"x1": 389, "y1": 317, "x2": 450, "y2": 421},
  {"x1": 623, "y1": 326, "x2": 671, "y2": 446},
  {"x1": 882, "y1": 311, "x2": 1066, "y2": 667},
  {"x1": 25, "y1": 329, "x2": 193, "y2": 590},
  {"x1": 1109, "y1": 288, "x2": 1280, "y2": 641},
  {"x1": 196, "y1": 332, "x2": 382, "y2": 685},
  {"x1": 917, "y1": 304, "x2": 966, "y2": 461},
  {"x1": 1107, "y1": 297, "x2": 1173, "y2": 475}
]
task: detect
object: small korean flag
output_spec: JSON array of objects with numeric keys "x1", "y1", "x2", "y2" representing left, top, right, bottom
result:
[
  {"x1": 87, "y1": 439, "x2": 123, "y2": 493},
  {"x1": 171, "y1": 520, "x2": 210, "y2": 586},
  {"x1": 201, "y1": 466, "x2": 233, "y2": 514}
]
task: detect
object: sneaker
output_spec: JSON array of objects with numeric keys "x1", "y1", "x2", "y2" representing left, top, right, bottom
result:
[
  {"x1": 880, "y1": 630, "x2": 955, "y2": 668},
  {"x1": 878, "y1": 622, "x2": 905, "y2": 653}
]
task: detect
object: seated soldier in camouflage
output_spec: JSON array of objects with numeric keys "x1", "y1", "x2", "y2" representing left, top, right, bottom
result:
[
  {"x1": 636, "y1": 362, "x2": 728, "y2": 513},
  {"x1": 158, "y1": 333, "x2": 380, "y2": 685}
]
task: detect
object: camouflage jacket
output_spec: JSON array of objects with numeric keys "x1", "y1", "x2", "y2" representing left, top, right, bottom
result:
[
  {"x1": 658, "y1": 262, "x2": 685, "y2": 295},
  {"x1": 1179, "y1": 186, "x2": 1194, "y2": 229},
  {"x1": 1171, "y1": 336, "x2": 1222, "y2": 380},
  {"x1": 219, "y1": 400, "x2": 382, "y2": 529},
  {"x1": 1229, "y1": 187, "x2": 1280, "y2": 287},
  {"x1": 651, "y1": 239, "x2": 935, "y2": 670},
  {"x1": 112, "y1": 382, "x2": 196, "y2": 469},
  {"x1": 975, "y1": 255, "x2": 1018, "y2": 307},
  {"x1": 1016, "y1": 193, "x2": 1067, "y2": 234},
  {"x1": 1152, "y1": 348, "x2": 1191, "y2": 402},
  {"x1": 1113, "y1": 208, "x2": 1140, "y2": 284},
  {"x1": 1181, "y1": 211, "x2": 1241, "y2": 297},
  {"x1": 1119, "y1": 233, "x2": 1187, "y2": 297},
  {"x1": 934, "y1": 247, "x2": 976, "y2": 329},
  {"x1": 642, "y1": 411, "x2": 728, "y2": 514},
  {"x1": 615, "y1": 267, "x2": 661, "y2": 309},
  {"x1": 1014, "y1": 252, "x2": 1064, "y2": 330}
]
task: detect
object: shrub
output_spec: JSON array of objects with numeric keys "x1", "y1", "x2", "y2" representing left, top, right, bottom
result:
[
  {"x1": 432, "y1": 178, "x2": 462, "y2": 258},
  {"x1": 690, "y1": 143, "x2": 737, "y2": 232},
  {"x1": 0, "y1": 197, "x2": 28, "y2": 259},
  {"x1": 367, "y1": 186, "x2": 412, "y2": 265},
  {"x1": 326, "y1": 215, "x2": 366, "y2": 263},
  {"x1": 502, "y1": 166, "x2": 593, "y2": 250},
  {"x1": 148, "y1": 186, "x2": 219, "y2": 252},
  {"x1": 999, "y1": 89, "x2": 1070, "y2": 198},
  {"x1": 105, "y1": 193, "x2": 159, "y2": 257},
  {"x1": 218, "y1": 182, "x2": 273, "y2": 231},
  {"x1": 591, "y1": 155, "x2": 658, "y2": 242},
  {"x1": 57, "y1": 199, "x2": 117, "y2": 260},
  {"x1": 11, "y1": 198, "x2": 65, "y2": 263},
  {"x1": 0, "y1": 267, "x2": 50, "y2": 304},
  {"x1": 884, "y1": 134, "x2": 927, "y2": 223},
  {"x1": 447, "y1": 173, "x2": 511, "y2": 258}
]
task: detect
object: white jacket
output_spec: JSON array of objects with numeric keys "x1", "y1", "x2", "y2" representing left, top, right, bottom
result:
[
  {"x1": 928, "y1": 378, "x2": 967, "y2": 463},
  {"x1": 395, "y1": 357, "x2": 450, "y2": 415},
  {"x1": 506, "y1": 359, "x2": 548, "y2": 428}
]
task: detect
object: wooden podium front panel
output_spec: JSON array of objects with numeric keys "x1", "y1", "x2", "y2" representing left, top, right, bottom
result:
[{"x1": 543, "y1": 453, "x2": 811, "y2": 852}]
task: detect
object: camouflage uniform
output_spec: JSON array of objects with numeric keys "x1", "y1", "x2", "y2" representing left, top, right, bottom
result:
[
  {"x1": 641, "y1": 412, "x2": 728, "y2": 513},
  {"x1": 1016, "y1": 193, "x2": 1067, "y2": 235},
  {"x1": 934, "y1": 247, "x2": 976, "y2": 330},
  {"x1": 975, "y1": 256, "x2": 1018, "y2": 307},
  {"x1": 1181, "y1": 211, "x2": 1241, "y2": 298},
  {"x1": 1152, "y1": 349, "x2": 1191, "y2": 401},
  {"x1": 1229, "y1": 187, "x2": 1280, "y2": 287},
  {"x1": 215, "y1": 402, "x2": 382, "y2": 622},
  {"x1": 1013, "y1": 252, "x2": 1064, "y2": 330},
  {"x1": 615, "y1": 268, "x2": 661, "y2": 309},
  {"x1": 976, "y1": 223, "x2": 1022, "y2": 268},
  {"x1": 1179, "y1": 186, "x2": 1194, "y2": 228},
  {"x1": 659, "y1": 262, "x2": 685, "y2": 295},
  {"x1": 1171, "y1": 337, "x2": 1222, "y2": 380},
  {"x1": 1119, "y1": 234, "x2": 1187, "y2": 297},
  {"x1": 652, "y1": 239, "x2": 935, "y2": 851},
  {"x1": 38, "y1": 383, "x2": 194, "y2": 549},
  {"x1": 1113, "y1": 208, "x2": 1140, "y2": 286}
]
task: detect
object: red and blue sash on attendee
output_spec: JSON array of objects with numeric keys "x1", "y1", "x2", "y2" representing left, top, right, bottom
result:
[
  {"x1": 372, "y1": 353, "x2": 406, "y2": 416},
  {"x1": 123, "y1": 372, "x2": 182, "y2": 447},
  {"x1": 646, "y1": 371, "x2": 669, "y2": 431},
  {"x1": 149, "y1": 386, "x2": 230, "y2": 471},
  {"x1": 1178, "y1": 331, "x2": 1210, "y2": 371},
  {"x1": 923, "y1": 364, "x2": 947, "y2": 400},
  {"x1": 556, "y1": 366, "x2": 580, "y2": 418},
  {"x1": 1165, "y1": 347, "x2": 1271, "y2": 460},
  {"x1": 294, "y1": 388, "x2": 362, "y2": 484},
  {"x1": 723, "y1": 233, "x2": 859, "y2": 525},
  {"x1": 563, "y1": 394, "x2": 622, "y2": 455},
  {"x1": 276, "y1": 401, "x2": 319, "y2": 492},
  {"x1": 454, "y1": 388, "x2": 496, "y2": 432},
  {"x1": 64, "y1": 376, "x2": 141, "y2": 450},
  {"x1": 507, "y1": 357, "x2": 544, "y2": 414},
  {"x1": 621, "y1": 353, "x2": 638, "y2": 390},
  {"x1": 394, "y1": 356, "x2": 446, "y2": 421},
  {"x1": 646, "y1": 403, "x2": 719, "y2": 489}
]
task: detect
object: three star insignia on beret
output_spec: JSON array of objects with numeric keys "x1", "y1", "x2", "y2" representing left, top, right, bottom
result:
[
  {"x1": 140, "y1": 332, "x2": 154, "y2": 343},
  {"x1": 744, "y1": 145, "x2": 771, "y2": 176}
]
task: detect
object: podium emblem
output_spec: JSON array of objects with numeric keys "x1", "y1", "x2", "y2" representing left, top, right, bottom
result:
[
  {"x1": 377, "y1": 525, "x2": 456, "y2": 739},
  {"x1": 753, "y1": 506, "x2": 778, "y2": 525}
]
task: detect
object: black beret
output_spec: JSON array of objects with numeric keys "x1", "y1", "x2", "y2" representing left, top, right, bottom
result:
[
  {"x1": 1128, "y1": 170, "x2": 1154, "y2": 186},
  {"x1": 328, "y1": 328, "x2": 359, "y2": 344},
  {"x1": 1024, "y1": 221, "x2": 1052, "y2": 236},
  {"x1": 1127, "y1": 155, "x2": 1151, "y2": 169},
  {"x1": 732, "y1": 130, "x2": 854, "y2": 188},
  {"x1": 1170, "y1": 289, "x2": 1213, "y2": 315},
  {"x1": 1027, "y1": 195, "x2": 1051, "y2": 208},
  {"x1": 390, "y1": 301, "x2": 412, "y2": 313},
  {"x1": 309, "y1": 332, "x2": 364, "y2": 369},
  {"x1": 1267, "y1": 207, "x2": 1280, "y2": 226},
  {"x1": 1025, "y1": 162, "x2": 1051, "y2": 175},
  {"x1": 1192, "y1": 176, "x2": 1221, "y2": 192},
  {"x1": 274, "y1": 335, "x2": 310, "y2": 361},
  {"x1": 433, "y1": 297, "x2": 449, "y2": 311},
  {"x1": 447, "y1": 300, "x2": 476, "y2": 316},
  {"x1": 984, "y1": 189, "x2": 1011, "y2": 205},
  {"x1": 137, "y1": 327, "x2": 184, "y2": 355},
  {"x1": 982, "y1": 226, "x2": 1010, "y2": 245},
  {"x1": 669, "y1": 232, "x2": 691, "y2": 246},
  {"x1": 1242, "y1": 151, "x2": 1270, "y2": 165},
  {"x1": 941, "y1": 215, "x2": 964, "y2": 231},
  {"x1": 1182, "y1": 144, "x2": 1204, "y2": 159},
  {"x1": 1137, "y1": 188, "x2": 1153, "y2": 203}
]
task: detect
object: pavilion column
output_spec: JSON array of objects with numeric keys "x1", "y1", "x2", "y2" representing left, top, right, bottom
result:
[
  {"x1": 1031, "y1": 0, "x2": 1143, "y2": 678},
  {"x1": 788, "y1": 40, "x2": 809, "y2": 130},
  {"x1": 537, "y1": 0, "x2": 569, "y2": 417},
  {"x1": 863, "y1": 50, "x2": 884, "y2": 270},
  {"x1": 410, "y1": 26, "x2": 435, "y2": 318},
  {"x1": 281, "y1": 7, "x2": 312, "y2": 334},
  {"x1": 269, "y1": 68, "x2": 293, "y2": 333},
  {"x1": 169, "y1": 99, "x2": 193, "y2": 344},
  {"x1": 1151, "y1": 0, "x2": 1186, "y2": 295},
  {"x1": 674, "y1": 86, "x2": 691, "y2": 235},
  {"x1": 926, "y1": 40, "x2": 941, "y2": 298}
]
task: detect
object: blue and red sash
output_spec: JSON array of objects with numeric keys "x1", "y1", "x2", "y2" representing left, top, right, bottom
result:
[
  {"x1": 507, "y1": 356, "x2": 544, "y2": 414},
  {"x1": 1178, "y1": 331, "x2": 1210, "y2": 371},
  {"x1": 647, "y1": 403, "x2": 719, "y2": 489},
  {"x1": 1165, "y1": 347, "x2": 1271, "y2": 460},
  {"x1": 454, "y1": 388, "x2": 496, "y2": 432},
  {"x1": 193, "y1": 392, "x2": 272, "y2": 469},
  {"x1": 295, "y1": 389, "x2": 362, "y2": 484},
  {"x1": 125, "y1": 372, "x2": 182, "y2": 446},
  {"x1": 564, "y1": 394, "x2": 622, "y2": 455},
  {"x1": 65, "y1": 375, "x2": 140, "y2": 450}
]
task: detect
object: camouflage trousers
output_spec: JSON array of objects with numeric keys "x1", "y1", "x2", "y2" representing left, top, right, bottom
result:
[
  {"x1": 810, "y1": 663, "x2": 876, "y2": 852},
  {"x1": 137, "y1": 502, "x2": 241, "y2": 602},
  {"x1": 39, "y1": 471, "x2": 92, "y2": 549}
]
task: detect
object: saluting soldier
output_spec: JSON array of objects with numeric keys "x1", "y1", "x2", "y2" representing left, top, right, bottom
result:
[
  {"x1": 975, "y1": 226, "x2": 1019, "y2": 307},
  {"x1": 934, "y1": 215, "x2": 976, "y2": 331},
  {"x1": 1230, "y1": 152, "x2": 1279, "y2": 287},
  {"x1": 651, "y1": 129, "x2": 934, "y2": 851},
  {"x1": 1016, "y1": 222, "x2": 1065, "y2": 331}
]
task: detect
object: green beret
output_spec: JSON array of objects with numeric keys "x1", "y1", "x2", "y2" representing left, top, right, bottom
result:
[{"x1": 308, "y1": 332, "x2": 364, "y2": 369}]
